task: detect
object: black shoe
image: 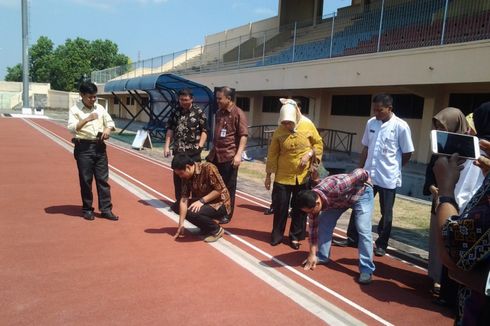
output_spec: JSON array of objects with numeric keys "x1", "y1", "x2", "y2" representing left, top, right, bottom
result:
[
  {"x1": 101, "y1": 211, "x2": 119, "y2": 221},
  {"x1": 374, "y1": 247, "x2": 386, "y2": 257},
  {"x1": 83, "y1": 210, "x2": 94, "y2": 220},
  {"x1": 289, "y1": 240, "x2": 300, "y2": 250},
  {"x1": 270, "y1": 239, "x2": 282, "y2": 246},
  {"x1": 264, "y1": 207, "x2": 274, "y2": 215},
  {"x1": 218, "y1": 216, "x2": 230, "y2": 224},
  {"x1": 332, "y1": 239, "x2": 357, "y2": 248}
]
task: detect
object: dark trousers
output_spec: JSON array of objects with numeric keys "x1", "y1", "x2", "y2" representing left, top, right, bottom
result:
[
  {"x1": 271, "y1": 182, "x2": 308, "y2": 243},
  {"x1": 346, "y1": 185, "x2": 396, "y2": 249},
  {"x1": 212, "y1": 161, "x2": 238, "y2": 219},
  {"x1": 74, "y1": 141, "x2": 112, "y2": 213},
  {"x1": 172, "y1": 151, "x2": 202, "y2": 204},
  {"x1": 186, "y1": 205, "x2": 226, "y2": 235}
]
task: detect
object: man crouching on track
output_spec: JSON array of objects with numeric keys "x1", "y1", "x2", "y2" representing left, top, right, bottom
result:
[
  {"x1": 296, "y1": 168, "x2": 375, "y2": 284},
  {"x1": 172, "y1": 154, "x2": 231, "y2": 242}
]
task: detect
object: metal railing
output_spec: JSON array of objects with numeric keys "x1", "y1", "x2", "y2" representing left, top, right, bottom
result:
[
  {"x1": 246, "y1": 125, "x2": 356, "y2": 156},
  {"x1": 318, "y1": 128, "x2": 356, "y2": 155},
  {"x1": 246, "y1": 124, "x2": 277, "y2": 149},
  {"x1": 92, "y1": 0, "x2": 490, "y2": 83}
]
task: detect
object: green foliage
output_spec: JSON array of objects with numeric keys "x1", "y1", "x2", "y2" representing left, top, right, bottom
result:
[
  {"x1": 4, "y1": 36, "x2": 130, "y2": 91},
  {"x1": 5, "y1": 64, "x2": 22, "y2": 81},
  {"x1": 30, "y1": 36, "x2": 54, "y2": 83}
]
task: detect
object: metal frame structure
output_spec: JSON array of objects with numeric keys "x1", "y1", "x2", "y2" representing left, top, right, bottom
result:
[{"x1": 104, "y1": 73, "x2": 215, "y2": 142}]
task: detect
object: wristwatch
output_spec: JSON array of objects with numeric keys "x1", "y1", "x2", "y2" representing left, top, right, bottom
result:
[
  {"x1": 199, "y1": 198, "x2": 206, "y2": 204},
  {"x1": 438, "y1": 196, "x2": 459, "y2": 211}
]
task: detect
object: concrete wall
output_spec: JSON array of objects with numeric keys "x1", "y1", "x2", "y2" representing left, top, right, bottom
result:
[
  {"x1": 0, "y1": 82, "x2": 106, "y2": 111},
  {"x1": 48, "y1": 90, "x2": 79, "y2": 109},
  {"x1": 0, "y1": 81, "x2": 50, "y2": 94},
  {"x1": 205, "y1": 17, "x2": 279, "y2": 45},
  {"x1": 279, "y1": 0, "x2": 323, "y2": 27}
]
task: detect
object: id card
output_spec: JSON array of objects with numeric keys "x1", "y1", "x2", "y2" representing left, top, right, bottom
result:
[{"x1": 220, "y1": 128, "x2": 227, "y2": 138}]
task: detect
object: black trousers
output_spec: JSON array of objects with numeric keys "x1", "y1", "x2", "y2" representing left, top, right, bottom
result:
[
  {"x1": 346, "y1": 185, "x2": 396, "y2": 249},
  {"x1": 271, "y1": 182, "x2": 308, "y2": 243},
  {"x1": 212, "y1": 160, "x2": 238, "y2": 219},
  {"x1": 185, "y1": 204, "x2": 226, "y2": 235},
  {"x1": 172, "y1": 150, "x2": 202, "y2": 204},
  {"x1": 73, "y1": 141, "x2": 112, "y2": 213}
]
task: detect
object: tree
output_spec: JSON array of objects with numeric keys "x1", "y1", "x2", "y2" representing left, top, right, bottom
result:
[
  {"x1": 51, "y1": 37, "x2": 93, "y2": 91},
  {"x1": 5, "y1": 64, "x2": 22, "y2": 81},
  {"x1": 29, "y1": 36, "x2": 54, "y2": 83},
  {"x1": 4, "y1": 36, "x2": 130, "y2": 91}
]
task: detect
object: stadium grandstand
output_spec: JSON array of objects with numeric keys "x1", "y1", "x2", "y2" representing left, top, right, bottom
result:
[{"x1": 92, "y1": 0, "x2": 490, "y2": 193}]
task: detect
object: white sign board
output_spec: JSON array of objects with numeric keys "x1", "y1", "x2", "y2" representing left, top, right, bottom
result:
[{"x1": 131, "y1": 129, "x2": 152, "y2": 150}]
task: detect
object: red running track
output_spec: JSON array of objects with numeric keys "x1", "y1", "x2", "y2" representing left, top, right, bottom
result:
[{"x1": 0, "y1": 117, "x2": 454, "y2": 325}]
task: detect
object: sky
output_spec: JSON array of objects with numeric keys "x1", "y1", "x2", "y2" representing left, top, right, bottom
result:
[{"x1": 0, "y1": 0, "x2": 350, "y2": 80}]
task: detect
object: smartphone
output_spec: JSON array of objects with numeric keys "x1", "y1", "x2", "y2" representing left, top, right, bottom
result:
[
  {"x1": 96, "y1": 131, "x2": 103, "y2": 140},
  {"x1": 430, "y1": 130, "x2": 480, "y2": 160}
]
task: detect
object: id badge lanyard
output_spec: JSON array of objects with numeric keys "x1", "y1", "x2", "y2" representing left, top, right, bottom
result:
[{"x1": 220, "y1": 120, "x2": 227, "y2": 138}]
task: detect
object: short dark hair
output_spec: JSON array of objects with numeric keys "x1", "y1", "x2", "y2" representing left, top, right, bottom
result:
[
  {"x1": 171, "y1": 154, "x2": 195, "y2": 170},
  {"x1": 218, "y1": 86, "x2": 235, "y2": 101},
  {"x1": 372, "y1": 93, "x2": 393, "y2": 108},
  {"x1": 296, "y1": 190, "x2": 318, "y2": 209},
  {"x1": 178, "y1": 88, "x2": 193, "y2": 98},
  {"x1": 79, "y1": 82, "x2": 98, "y2": 95}
]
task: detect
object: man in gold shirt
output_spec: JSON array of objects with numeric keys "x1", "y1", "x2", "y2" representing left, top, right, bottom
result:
[{"x1": 67, "y1": 82, "x2": 118, "y2": 221}]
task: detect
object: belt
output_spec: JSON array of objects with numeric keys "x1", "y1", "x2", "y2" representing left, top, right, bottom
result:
[{"x1": 72, "y1": 138, "x2": 101, "y2": 144}]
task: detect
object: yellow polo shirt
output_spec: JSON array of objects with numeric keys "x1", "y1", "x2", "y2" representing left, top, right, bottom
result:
[
  {"x1": 266, "y1": 117, "x2": 323, "y2": 185},
  {"x1": 67, "y1": 100, "x2": 115, "y2": 140}
]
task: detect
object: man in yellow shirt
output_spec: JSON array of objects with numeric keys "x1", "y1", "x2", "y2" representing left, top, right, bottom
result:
[{"x1": 67, "y1": 82, "x2": 118, "y2": 221}]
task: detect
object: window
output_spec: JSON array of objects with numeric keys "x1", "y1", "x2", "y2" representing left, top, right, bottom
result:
[
  {"x1": 331, "y1": 95, "x2": 371, "y2": 116},
  {"x1": 392, "y1": 94, "x2": 424, "y2": 119},
  {"x1": 262, "y1": 96, "x2": 285, "y2": 113},
  {"x1": 449, "y1": 93, "x2": 490, "y2": 115},
  {"x1": 261, "y1": 96, "x2": 308, "y2": 113},
  {"x1": 113, "y1": 97, "x2": 119, "y2": 105},
  {"x1": 292, "y1": 96, "x2": 310, "y2": 114},
  {"x1": 142, "y1": 97, "x2": 149, "y2": 107},
  {"x1": 126, "y1": 97, "x2": 130, "y2": 105},
  {"x1": 236, "y1": 97, "x2": 250, "y2": 111}
]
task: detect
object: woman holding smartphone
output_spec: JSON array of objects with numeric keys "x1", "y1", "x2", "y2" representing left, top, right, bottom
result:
[{"x1": 424, "y1": 107, "x2": 469, "y2": 308}]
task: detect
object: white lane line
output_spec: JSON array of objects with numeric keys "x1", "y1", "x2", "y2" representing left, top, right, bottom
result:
[
  {"x1": 28, "y1": 119, "x2": 397, "y2": 325},
  {"x1": 24, "y1": 119, "x2": 369, "y2": 326}
]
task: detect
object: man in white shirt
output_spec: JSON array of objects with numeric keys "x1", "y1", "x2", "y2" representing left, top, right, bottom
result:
[
  {"x1": 334, "y1": 94, "x2": 414, "y2": 256},
  {"x1": 67, "y1": 82, "x2": 118, "y2": 221}
]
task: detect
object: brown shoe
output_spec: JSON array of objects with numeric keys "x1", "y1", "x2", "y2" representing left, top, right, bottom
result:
[{"x1": 204, "y1": 227, "x2": 224, "y2": 243}]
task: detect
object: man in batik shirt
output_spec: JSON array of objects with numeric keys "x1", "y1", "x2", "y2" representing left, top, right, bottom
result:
[
  {"x1": 165, "y1": 88, "x2": 208, "y2": 210},
  {"x1": 172, "y1": 154, "x2": 231, "y2": 243}
]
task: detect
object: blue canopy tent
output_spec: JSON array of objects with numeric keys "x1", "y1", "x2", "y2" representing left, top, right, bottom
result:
[{"x1": 104, "y1": 73, "x2": 215, "y2": 142}]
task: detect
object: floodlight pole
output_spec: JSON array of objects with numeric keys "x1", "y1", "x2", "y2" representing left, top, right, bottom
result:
[{"x1": 21, "y1": 0, "x2": 31, "y2": 114}]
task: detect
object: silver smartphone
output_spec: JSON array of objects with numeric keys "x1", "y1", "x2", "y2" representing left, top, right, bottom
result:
[{"x1": 430, "y1": 130, "x2": 480, "y2": 160}]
